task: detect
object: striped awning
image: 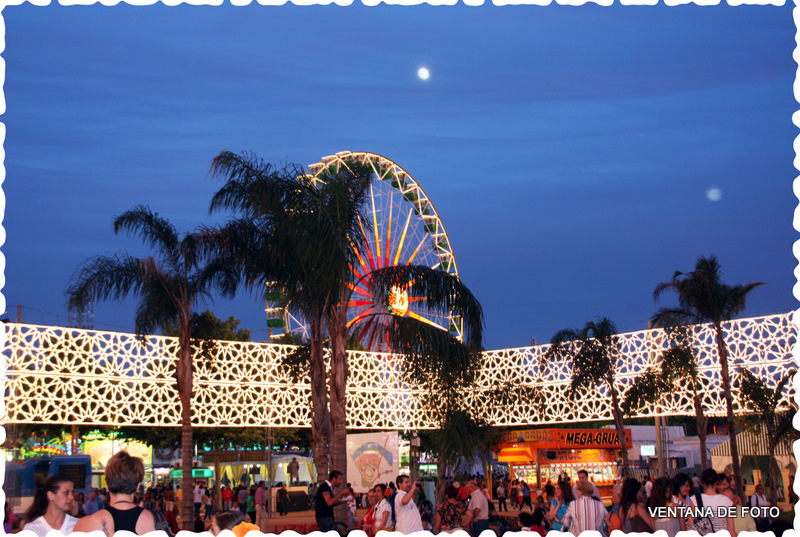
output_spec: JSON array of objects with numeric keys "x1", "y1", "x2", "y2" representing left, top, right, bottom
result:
[
  {"x1": 498, "y1": 447, "x2": 535, "y2": 463},
  {"x1": 710, "y1": 428, "x2": 793, "y2": 457}
]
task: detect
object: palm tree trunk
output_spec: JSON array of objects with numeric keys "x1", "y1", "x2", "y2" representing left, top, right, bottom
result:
[
  {"x1": 177, "y1": 323, "x2": 195, "y2": 531},
  {"x1": 609, "y1": 386, "x2": 630, "y2": 479},
  {"x1": 693, "y1": 393, "x2": 709, "y2": 471},
  {"x1": 214, "y1": 448, "x2": 223, "y2": 512},
  {"x1": 436, "y1": 442, "x2": 448, "y2": 506},
  {"x1": 767, "y1": 430, "x2": 779, "y2": 506},
  {"x1": 308, "y1": 317, "x2": 330, "y2": 482},
  {"x1": 328, "y1": 302, "x2": 349, "y2": 523},
  {"x1": 715, "y1": 324, "x2": 745, "y2": 503},
  {"x1": 481, "y1": 451, "x2": 492, "y2": 495}
]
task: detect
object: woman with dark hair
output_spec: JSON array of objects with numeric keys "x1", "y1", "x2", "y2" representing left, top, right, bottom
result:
[
  {"x1": 434, "y1": 485, "x2": 467, "y2": 533},
  {"x1": 22, "y1": 475, "x2": 77, "y2": 537},
  {"x1": 671, "y1": 473, "x2": 692, "y2": 508},
  {"x1": 545, "y1": 481, "x2": 573, "y2": 531},
  {"x1": 620, "y1": 477, "x2": 654, "y2": 532},
  {"x1": 688, "y1": 468, "x2": 734, "y2": 535},
  {"x1": 649, "y1": 477, "x2": 681, "y2": 536},
  {"x1": 372, "y1": 484, "x2": 392, "y2": 534},
  {"x1": 73, "y1": 450, "x2": 156, "y2": 535}
]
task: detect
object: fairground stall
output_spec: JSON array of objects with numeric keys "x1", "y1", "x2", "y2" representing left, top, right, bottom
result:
[{"x1": 495, "y1": 428, "x2": 632, "y2": 497}]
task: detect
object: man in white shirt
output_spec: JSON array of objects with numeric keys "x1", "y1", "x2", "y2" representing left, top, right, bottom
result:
[
  {"x1": 394, "y1": 475, "x2": 423, "y2": 534},
  {"x1": 193, "y1": 483, "x2": 205, "y2": 515},
  {"x1": 464, "y1": 480, "x2": 489, "y2": 537}
]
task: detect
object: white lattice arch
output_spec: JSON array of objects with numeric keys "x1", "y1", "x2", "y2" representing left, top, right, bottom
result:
[{"x1": 1, "y1": 313, "x2": 795, "y2": 428}]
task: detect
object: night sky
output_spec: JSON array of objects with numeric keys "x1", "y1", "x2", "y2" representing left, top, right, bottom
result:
[{"x1": 2, "y1": 2, "x2": 796, "y2": 350}]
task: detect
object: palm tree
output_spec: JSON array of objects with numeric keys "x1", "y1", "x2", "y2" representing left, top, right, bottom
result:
[
  {"x1": 209, "y1": 151, "x2": 485, "y2": 510},
  {"x1": 736, "y1": 367, "x2": 797, "y2": 506},
  {"x1": 207, "y1": 151, "x2": 374, "y2": 481},
  {"x1": 544, "y1": 318, "x2": 631, "y2": 478},
  {"x1": 622, "y1": 343, "x2": 710, "y2": 471},
  {"x1": 329, "y1": 263, "x2": 484, "y2": 492},
  {"x1": 66, "y1": 206, "x2": 235, "y2": 529},
  {"x1": 652, "y1": 255, "x2": 764, "y2": 502}
]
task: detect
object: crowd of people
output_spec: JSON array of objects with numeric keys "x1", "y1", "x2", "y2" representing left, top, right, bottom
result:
[
  {"x1": 10, "y1": 454, "x2": 794, "y2": 537},
  {"x1": 313, "y1": 468, "x2": 792, "y2": 537}
]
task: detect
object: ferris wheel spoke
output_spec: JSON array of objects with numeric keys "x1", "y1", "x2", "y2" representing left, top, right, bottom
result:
[
  {"x1": 356, "y1": 212, "x2": 379, "y2": 276},
  {"x1": 393, "y1": 207, "x2": 414, "y2": 267},
  {"x1": 370, "y1": 184, "x2": 382, "y2": 269},
  {"x1": 405, "y1": 233, "x2": 427, "y2": 266},
  {"x1": 384, "y1": 197, "x2": 393, "y2": 269},
  {"x1": 347, "y1": 306, "x2": 377, "y2": 330},
  {"x1": 406, "y1": 310, "x2": 446, "y2": 330},
  {"x1": 348, "y1": 281, "x2": 373, "y2": 298}
]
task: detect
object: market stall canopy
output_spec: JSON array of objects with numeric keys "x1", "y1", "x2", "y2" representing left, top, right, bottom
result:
[{"x1": 498, "y1": 447, "x2": 534, "y2": 463}]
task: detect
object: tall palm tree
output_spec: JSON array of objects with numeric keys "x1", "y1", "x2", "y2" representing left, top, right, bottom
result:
[
  {"x1": 652, "y1": 254, "x2": 764, "y2": 502},
  {"x1": 544, "y1": 318, "x2": 631, "y2": 478},
  {"x1": 209, "y1": 151, "x2": 485, "y2": 511},
  {"x1": 736, "y1": 367, "x2": 796, "y2": 506},
  {"x1": 207, "y1": 151, "x2": 374, "y2": 481},
  {"x1": 330, "y1": 263, "x2": 484, "y2": 495},
  {"x1": 66, "y1": 206, "x2": 235, "y2": 529}
]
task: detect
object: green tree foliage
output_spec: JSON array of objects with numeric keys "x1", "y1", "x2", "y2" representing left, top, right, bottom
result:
[{"x1": 163, "y1": 310, "x2": 251, "y2": 342}]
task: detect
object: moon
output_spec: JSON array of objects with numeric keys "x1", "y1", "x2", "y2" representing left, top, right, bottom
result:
[
  {"x1": 706, "y1": 187, "x2": 722, "y2": 202},
  {"x1": 417, "y1": 67, "x2": 430, "y2": 80}
]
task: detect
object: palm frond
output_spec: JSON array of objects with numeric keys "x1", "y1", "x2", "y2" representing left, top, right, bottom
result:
[
  {"x1": 66, "y1": 253, "x2": 145, "y2": 310},
  {"x1": 381, "y1": 314, "x2": 479, "y2": 389},
  {"x1": 113, "y1": 206, "x2": 180, "y2": 263}
]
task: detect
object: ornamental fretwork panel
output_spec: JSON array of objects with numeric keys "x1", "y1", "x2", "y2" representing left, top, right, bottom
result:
[{"x1": 2, "y1": 313, "x2": 795, "y2": 428}]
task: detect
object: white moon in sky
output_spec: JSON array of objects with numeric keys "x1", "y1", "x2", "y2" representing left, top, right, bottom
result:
[
  {"x1": 706, "y1": 188, "x2": 722, "y2": 202},
  {"x1": 417, "y1": 67, "x2": 430, "y2": 80}
]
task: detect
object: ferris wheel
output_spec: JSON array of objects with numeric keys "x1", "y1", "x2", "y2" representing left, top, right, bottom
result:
[{"x1": 266, "y1": 151, "x2": 462, "y2": 351}]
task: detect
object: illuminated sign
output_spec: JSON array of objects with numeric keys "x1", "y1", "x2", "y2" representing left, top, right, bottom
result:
[
  {"x1": 498, "y1": 429, "x2": 632, "y2": 450},
  {"x1": 387, "y1": 286, "x2": 409, "y2": 317},
  {"x1": 563, "y1": 432, "x2": 619, "y2": 446},
  {"x1": 640, "y1": 445, "x2": 656, "y2": 457},
  {"x1": 170, "y1": 469, "x2": 213, "y2": 479}
]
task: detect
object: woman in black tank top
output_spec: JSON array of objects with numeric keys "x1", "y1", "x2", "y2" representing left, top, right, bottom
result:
[
  {"x1": 73, "y1": 452, "x2": 156, "y2": 535},
  {"x1": 105, "y1": 505, "x2": 146, "y2": 533}
]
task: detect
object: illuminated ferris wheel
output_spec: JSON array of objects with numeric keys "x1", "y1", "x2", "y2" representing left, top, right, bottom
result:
[{"x1": 266, "y1": 151, "x2": 463, "y2": 351}]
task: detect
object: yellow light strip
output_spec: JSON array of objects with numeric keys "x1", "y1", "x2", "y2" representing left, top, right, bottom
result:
[
  {"x1": 371, "y1": 184, "x2": 381, "y2": 267},
  {"x1": 393, "y1": 206, "x2": 414, "y2": 268}
]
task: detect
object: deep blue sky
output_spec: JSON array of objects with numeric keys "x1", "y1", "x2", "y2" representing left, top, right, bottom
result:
[{"x1": 2, "y1": 2, "x2": 796, "y2": 350}]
